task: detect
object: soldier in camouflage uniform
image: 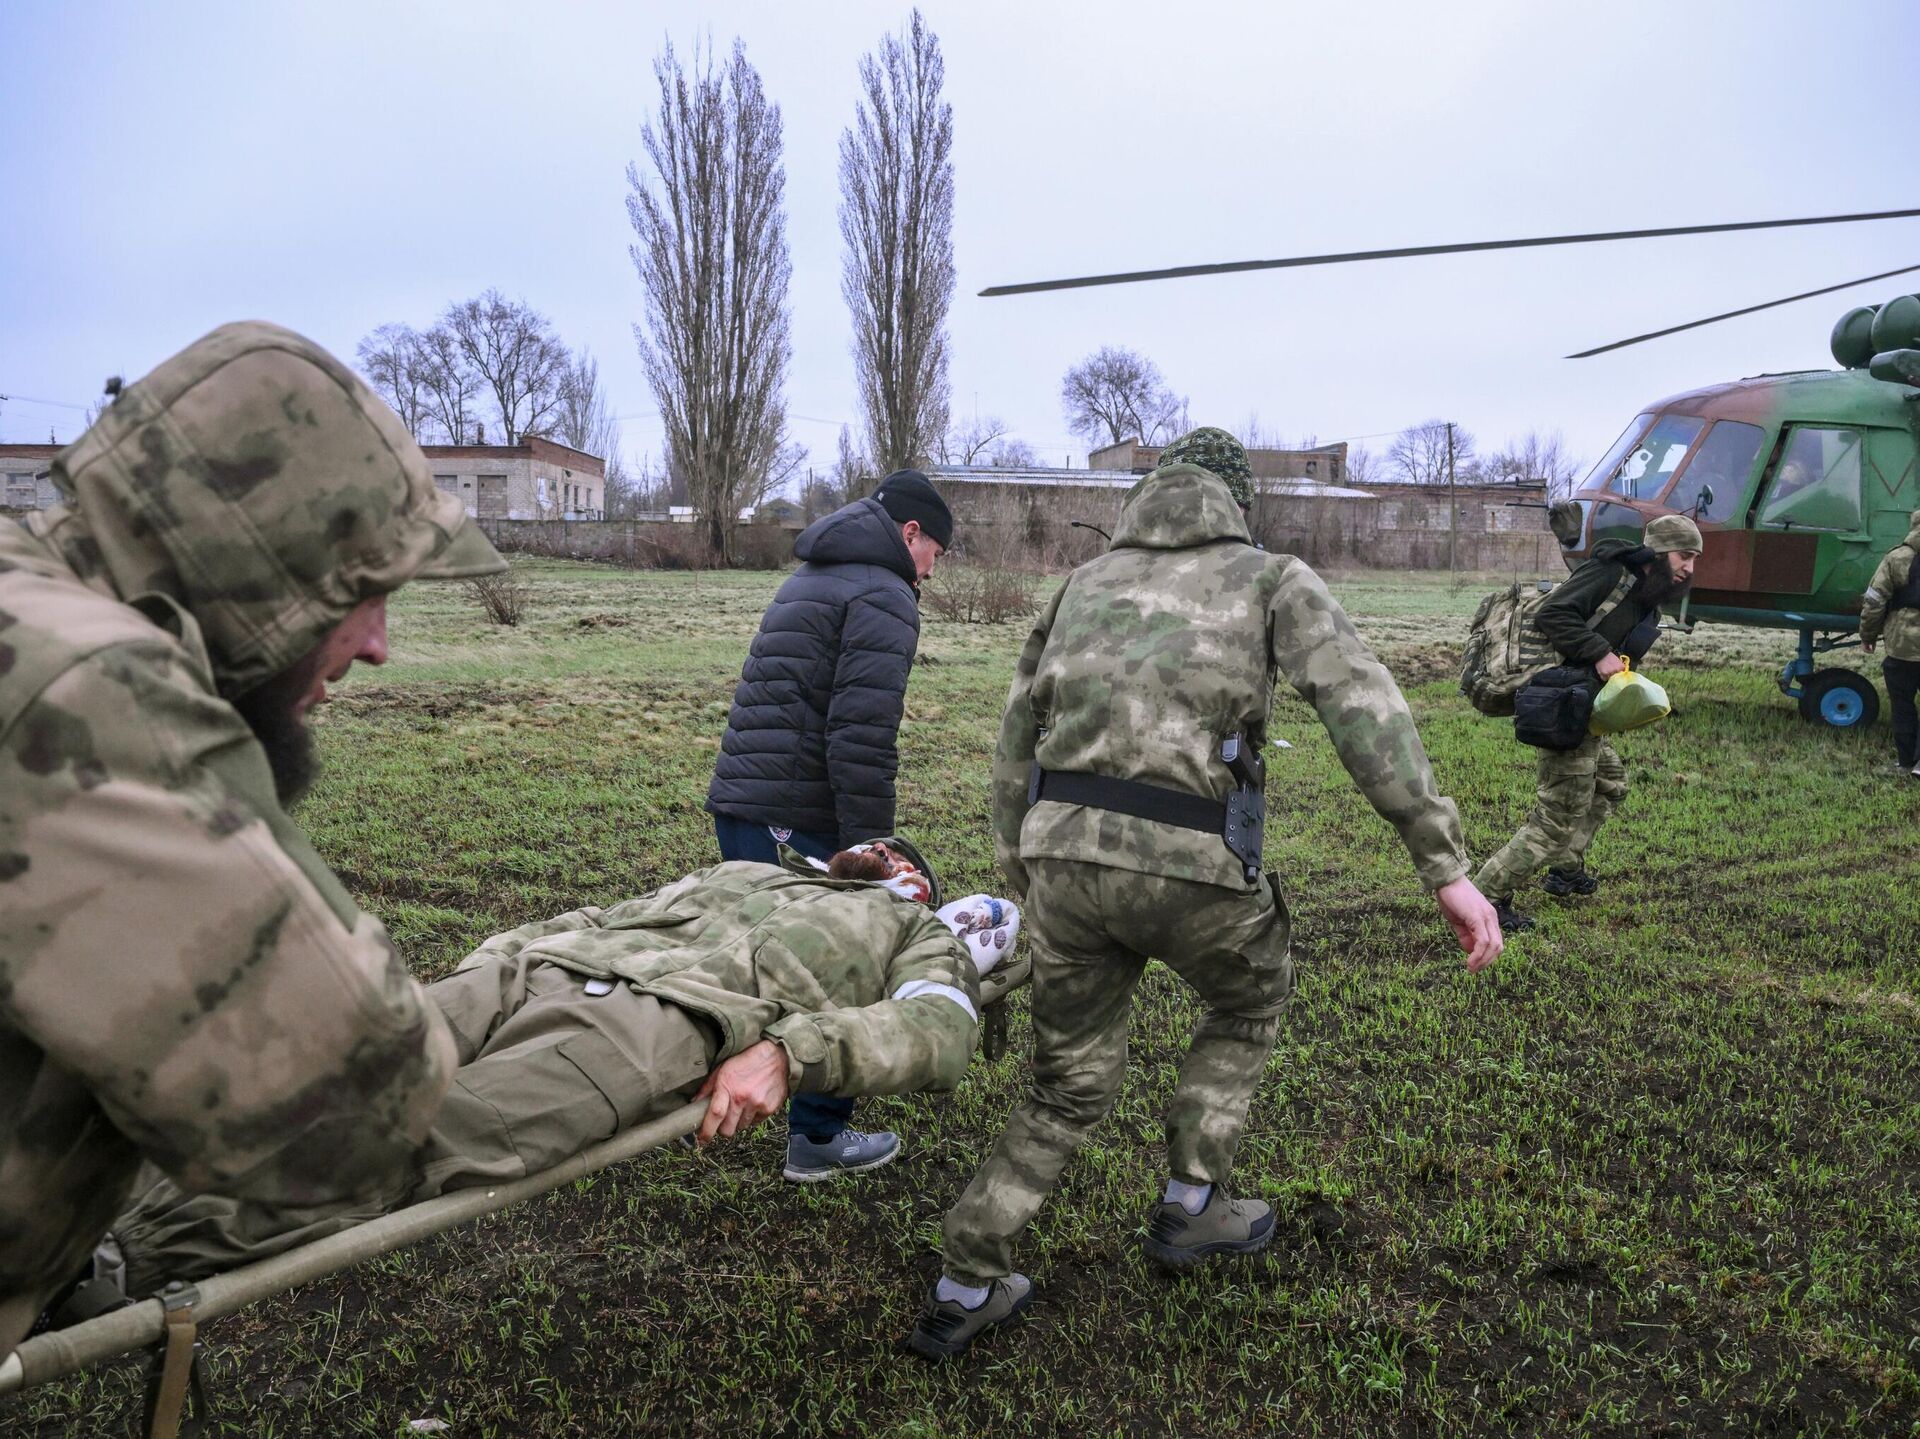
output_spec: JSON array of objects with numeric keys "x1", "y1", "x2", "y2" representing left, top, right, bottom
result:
[
  {"x1": 108, "y1": 845, "x2": 983, "y2": 1294},
  {"x1": 1859, "y1": 507, "x2": 1920, "y2": 776},
  {"x1": 1474, "y1": 513, "x2": 1703, "y2": 928},
  {"x1": 0, "y1": 322, "x2": 506, "y2": 1346},
  {"x1": 908, "y1": 428, "x2": 1502, "y2": 1359}
]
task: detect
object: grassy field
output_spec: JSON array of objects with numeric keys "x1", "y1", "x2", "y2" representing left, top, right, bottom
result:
[{"x1": 9, "y1": 557, "x2": 1919, "y2": 1438}]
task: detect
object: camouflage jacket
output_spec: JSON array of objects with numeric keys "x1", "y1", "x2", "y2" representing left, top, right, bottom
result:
[
  {"x1": 993, "y1": 464, "x2": 1469, "y2": 896},
  {"x1": 1860, "y1": 515, "x2": 1920, "y2": 661},
  {"x1": 451, "y1": 860, "x2": 980, "y2": 1100},
  {"x1": 0, "y1": 322, "x2": 495, "y2": 1348}
]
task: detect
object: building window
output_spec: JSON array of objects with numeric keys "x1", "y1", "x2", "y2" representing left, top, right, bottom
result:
[
  {"x1": 432, "y1": 474, "x2": 460, "y2": 496},
  {"x1": 1305, "y1": 460, "x2": 1317, "y2": 476},
  {"x1": 6, "y1": 473, "x2": 37, "y2": 507}
]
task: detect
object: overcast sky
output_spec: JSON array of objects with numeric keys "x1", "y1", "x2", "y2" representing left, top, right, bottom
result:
[{"x1": 4, "y1": 0, "x2": 1917, "y2": 486}]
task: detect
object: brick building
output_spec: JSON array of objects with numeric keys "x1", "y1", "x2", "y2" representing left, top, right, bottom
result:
[
  {"x1": 0, "y1": 444, "x2": 61, "y2": 510},
  {"x1": 423, "y1": 436, "x2": 606, "y2": 520},
  {"x1": 3, "y1": 436, "x2": 608, "y2": 521}
]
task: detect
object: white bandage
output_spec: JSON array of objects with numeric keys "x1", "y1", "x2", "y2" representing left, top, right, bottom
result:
[{"x1": 892, "y1": 979, "x2": 978, "y2": 1021}]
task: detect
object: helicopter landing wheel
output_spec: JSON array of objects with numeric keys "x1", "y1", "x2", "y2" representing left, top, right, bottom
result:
[{"x1": 1798, "y1": 669, "x2": 1879, "y2": 729}]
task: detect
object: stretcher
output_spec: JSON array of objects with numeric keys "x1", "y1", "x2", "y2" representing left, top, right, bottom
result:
[{"x1": 1, "y1": 956, "x2": 1034, "y2": 1436}]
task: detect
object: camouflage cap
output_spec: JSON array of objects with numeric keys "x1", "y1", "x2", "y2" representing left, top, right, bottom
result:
[
  {"x1": 1158, "y1": 427, "x2": 1254, "y2": 508},
  {"x1": 1643, "y1": 513, "x2": 1704, "y2": 554},
  {"x1": 52, "y1": 321, "x2": 504, "y2": 695}
]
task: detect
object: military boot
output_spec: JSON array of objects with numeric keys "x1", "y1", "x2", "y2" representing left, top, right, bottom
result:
[
  {"x1": 1142, "y1": 1187, "x2": 1274, "y2": 1270},
  {"x1": 907, "y1": 1274, "x2": 1035, "y2": 1359},
  {"x1": 1543, "y1": 867, "x2": 1598, "y2": 898},
  {"x1": 1491, "y1": 896, "x2": 1536, "y2": 933}
]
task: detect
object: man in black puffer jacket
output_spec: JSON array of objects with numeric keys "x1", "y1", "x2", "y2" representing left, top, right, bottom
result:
[{"x1": 708, "y1": 468, "x2": 953, "y2": 1180}]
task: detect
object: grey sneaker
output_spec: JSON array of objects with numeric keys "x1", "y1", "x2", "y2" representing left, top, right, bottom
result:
[
  {"x1": 907, "y1": 1274, "x2": 1035, "y2": 1359},
  {"x1": 1143, "y1": 1187, "x2": 1275, "y2": 1270},
  {"x1": 782, "y1": 1126, "x2": 901, "y2": 1183}
]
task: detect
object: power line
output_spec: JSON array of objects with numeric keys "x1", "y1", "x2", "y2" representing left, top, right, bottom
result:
[{"x1": 0, "y1": 392, "x2": 89, "y2": 411}]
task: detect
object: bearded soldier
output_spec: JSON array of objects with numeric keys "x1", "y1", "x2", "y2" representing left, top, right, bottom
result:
[
  {"x1": 0, "y1": 322, "x2": 506, "y2": 1345},
  {"x1": 908, "y1": 428, "x2": 1502, "y2": 1359},
  {"x1": 1475, "y1": 512, "x2": 1703, "y2": 928}
]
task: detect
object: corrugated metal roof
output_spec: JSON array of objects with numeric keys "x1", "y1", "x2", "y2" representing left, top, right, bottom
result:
[{"x1": 928, "y1": 465, "x2": 1374, "y2": 499}]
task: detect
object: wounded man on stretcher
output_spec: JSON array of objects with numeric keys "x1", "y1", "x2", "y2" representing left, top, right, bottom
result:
[{"x1": 87, "y1": 838, "x2": 1022, "y2": 1304}]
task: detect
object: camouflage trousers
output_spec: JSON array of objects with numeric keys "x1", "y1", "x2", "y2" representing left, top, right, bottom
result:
[
  {"x1": 114, "y1": 954, "x2": 717, "y2": 1296},
  {"x1": 941, "y1": 858, "x2": 1294, "y2": 1284},
  {"x1": 1473, "y1": 734, "x2": 1628, "y2": 899}
]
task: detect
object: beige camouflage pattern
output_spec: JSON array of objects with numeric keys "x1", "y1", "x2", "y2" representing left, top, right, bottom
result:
[
  {"x1": 453, "y1": 860, "x2": 980, "y2": 1100},
  {"x1": 941, "y1": 859, "x2": 1292, "y2": 1283},
  {"x1": 1473, "y1": 735, "x2": 1628, "y2": 898},
  {"x1": 1859, "y1": 512, "x2": 1920, "y2": 661},
  {"x1": 0, "y1": 322, "x2": 502, "y2": 1348},
  {"x1": 993, "y1": 461, "x2": 1469, "y2": 898},
  {"x1": 114, "y1": 863, "x2": 982, "y2": 1292},
  {"x1": 945, "y1": 459, "x2": 1465, "y2": 1285}
]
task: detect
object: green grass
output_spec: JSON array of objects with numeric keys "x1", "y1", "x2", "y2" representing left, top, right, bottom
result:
[{"x1": 7, "y1": 557, "x2": 1918, "y2": 1438}]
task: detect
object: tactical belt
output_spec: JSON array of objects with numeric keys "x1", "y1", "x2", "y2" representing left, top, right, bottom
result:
[
  {"x1": 1028, "y1": 767, "x2": 1225, "y2": 832},
  {"x1": 1029, "y1": 746, "x2": 1267, "y2": 882}
]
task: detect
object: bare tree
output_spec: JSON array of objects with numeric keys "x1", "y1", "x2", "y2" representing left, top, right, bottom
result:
[
  {"x1": 416, "y1": 322, "x2": 482, "y2": 445},
  {"x1": 1388, "y1": 419, "x2": 1474, "y2": 486},
  {"x1": 987, "y1": 436, "x2": 1039, "y2": 469},
  {"x1": 1061, "y1": 346, "x2": 1186, "y2": 448},
  {"x1": 1345, "y1": 443, "x2": 1382, "y2": 488},
  {"x1": 940, "y1": 413, "x2": 1009, "y2": 465},
  {"x1": 356, "y1": 323, "x2": 437, "y2": 440},
  {"x1": 440, "y1": 290, "x2": 569, "y2": 445},
  {"x1": 629, "y1": 39, "x2": 793, "y2": 564},
  {"x1": 840, "y1": 9, "x2": 954, "y2": 475},
  {"x1": 1481, "y1": 428, "x2": 1583, "y2": 499}
]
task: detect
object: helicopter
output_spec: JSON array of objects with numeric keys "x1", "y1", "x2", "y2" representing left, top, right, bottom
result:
[{"x1": 981, "y1": 208, "x2": 1920, "y2": 730}]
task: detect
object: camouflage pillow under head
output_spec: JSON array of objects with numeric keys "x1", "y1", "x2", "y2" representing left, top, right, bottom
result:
[{"x1": 1159, "y1": 427, "x2": 1253, "y2": 508}]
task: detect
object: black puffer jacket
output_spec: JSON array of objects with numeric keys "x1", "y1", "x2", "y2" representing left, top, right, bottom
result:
[{"x1": 707, "y1": 497, "x2": 921, "y2": 844}]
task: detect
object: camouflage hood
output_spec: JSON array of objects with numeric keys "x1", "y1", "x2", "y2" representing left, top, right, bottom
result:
[
  {"x1": 43, "y1": 321, "x2": 502, "y2": 695},
  {"x1": 1109, "y1": 464, "x2": 1253, "y2": 552}
]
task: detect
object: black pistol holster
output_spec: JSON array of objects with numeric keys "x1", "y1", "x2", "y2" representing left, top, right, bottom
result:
[{"x1": 1027, "y1": 732, "x2": 1267, "y2": 884}]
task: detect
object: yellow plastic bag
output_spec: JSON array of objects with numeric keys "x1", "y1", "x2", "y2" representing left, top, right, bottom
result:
[{"x1": 1589, "y1": 658, "x2": 1670, "y2": 735}]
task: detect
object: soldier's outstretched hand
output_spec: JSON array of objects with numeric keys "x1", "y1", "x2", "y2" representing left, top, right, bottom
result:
[
  {"x1": 695, "y1": 1039, "x2": 792, "y2": 1143},
  {"x1": 1434, "y1": 877, "x2": 1503, "y2": 972}
]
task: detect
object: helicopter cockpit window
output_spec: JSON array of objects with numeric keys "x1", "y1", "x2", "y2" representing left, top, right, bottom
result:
[
  {"x1": 1758, "y1": 427, "x2": 1863, "y2": 532},
  {"x1": 1662, "y1": 420, "x2": 1764, "y2": 524},
  {"x1": 1577, "y1": 414, "x2": 1653, "y2": 496},
  {"x1": 1602, "y1": 414, "x2": 1705, "y2": 501}
]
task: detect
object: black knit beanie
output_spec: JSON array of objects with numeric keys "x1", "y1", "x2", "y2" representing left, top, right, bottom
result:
[{"x1": 874, "y1": 469, "x2": 954, "y2": 550}]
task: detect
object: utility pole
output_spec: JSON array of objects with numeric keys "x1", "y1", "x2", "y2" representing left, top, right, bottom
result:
[{"x1": 1445, "y1": 421, "x2": 1457, "y2": 581}]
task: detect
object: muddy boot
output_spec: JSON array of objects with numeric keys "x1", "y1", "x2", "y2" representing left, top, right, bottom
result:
[
  {"x1": 1543, "y1": 867, "x2": 1598, "y2": 898},
  {"x1": 1491, "y1": 896, "x2": 1536, "y2": 932},
  {"x1": 1142, "y1": 1187, "x2": 1274, "y2": 1271},
  {"x1": 907, "y1": 1274, "x2": 1035, "y2": 1359}
]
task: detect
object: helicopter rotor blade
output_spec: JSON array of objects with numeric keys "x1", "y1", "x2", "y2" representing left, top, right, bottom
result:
[
  {"x1": 978, "y1": 206, "x2": 1920, "y2": 298},
  {"x1": 1566, "y1": 262, "x2": 1920, "y2": 358}
]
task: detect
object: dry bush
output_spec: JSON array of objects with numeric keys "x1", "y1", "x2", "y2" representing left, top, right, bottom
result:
[
  {"x1": 465, "y1": 572, "x2": 532, "y2": 626},
  {"x1": 732, "y1": 523, "x2": 797, "y2": 570},
  {"x1": 924, "y1": 488, "x2": 1042, "y2": 623}
]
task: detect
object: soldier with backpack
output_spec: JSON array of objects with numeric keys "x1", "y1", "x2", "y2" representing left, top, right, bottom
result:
[
  {"x1": 1464, "y1": 513, "x2": 1703, "y2": 929},
  {"x1": 1859, "y1": 507, "x2": 1920, "y2": 777}
]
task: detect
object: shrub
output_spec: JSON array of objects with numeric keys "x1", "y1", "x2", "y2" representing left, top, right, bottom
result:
[{"x1": 465, "y1": 572, "x2": 531, "y2": 626}]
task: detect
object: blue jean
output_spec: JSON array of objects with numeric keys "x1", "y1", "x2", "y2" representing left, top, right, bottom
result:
[{"x1": 710, "y1": 814, "x2": 857, "y2": 1141}]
